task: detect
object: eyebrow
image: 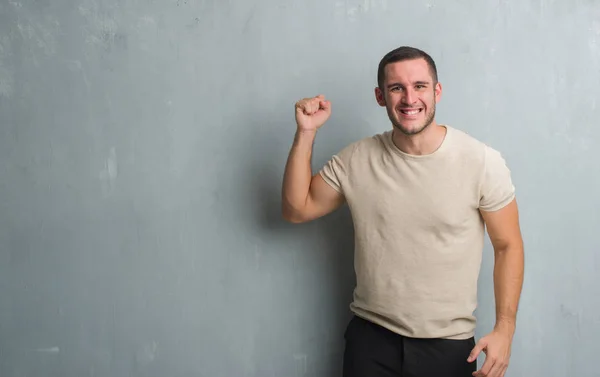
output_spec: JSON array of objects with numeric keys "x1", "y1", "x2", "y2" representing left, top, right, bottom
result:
[{"x1": 387, "y1": 80, "x2": 431, "y2": 88}]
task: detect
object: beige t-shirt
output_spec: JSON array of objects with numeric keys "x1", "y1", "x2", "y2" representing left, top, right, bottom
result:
[{"x1": 319, "y1": 125, "x2": 515, "y2": 340}]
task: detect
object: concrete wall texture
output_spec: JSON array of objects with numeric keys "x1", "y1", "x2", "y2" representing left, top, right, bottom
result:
[{"x1": 1, "y1": 0, "x2": 599, "y2": 376}]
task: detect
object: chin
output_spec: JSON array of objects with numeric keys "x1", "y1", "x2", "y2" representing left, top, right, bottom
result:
[{"x1": 393, "y1": 122, "x2": 429, "y2": 136}]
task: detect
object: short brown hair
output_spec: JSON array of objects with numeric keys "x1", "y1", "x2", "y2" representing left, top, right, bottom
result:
[{"x1": 377, "y1": 46, "x2": 438, "y2": 89}]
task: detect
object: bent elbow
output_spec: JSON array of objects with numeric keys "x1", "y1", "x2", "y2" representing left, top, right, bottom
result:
[
  {"x1": 283, "y1": 216, "x2": 305, "y2": 224},
  {"x1": 281, "y1": 212, "x2": 305, "y2": 224},
  {"x1": 281, "y1": 205, "x2": 309, "y2": 224}
]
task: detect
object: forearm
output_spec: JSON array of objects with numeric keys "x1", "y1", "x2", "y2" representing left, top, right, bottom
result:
[
  {"x1": 493, "y1": 243, "x2": 524, "y2": 337},
  {"x1": 282, "y1": 130, "x2": 317, "y2": 215}
]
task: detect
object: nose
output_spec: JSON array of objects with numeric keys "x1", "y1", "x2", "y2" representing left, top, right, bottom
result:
[{"x1": 402, "y1": 88, "x2": 417, "y2": 105}]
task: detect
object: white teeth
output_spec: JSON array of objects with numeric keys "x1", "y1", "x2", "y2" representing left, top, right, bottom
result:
[{"x1": 401, "y1": 109, "x2": 420, "y2": 115}]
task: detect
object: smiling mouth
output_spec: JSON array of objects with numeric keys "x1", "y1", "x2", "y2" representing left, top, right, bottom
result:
[{"x1": 399, "y1": 108, "x2": 423, "y2": 115}]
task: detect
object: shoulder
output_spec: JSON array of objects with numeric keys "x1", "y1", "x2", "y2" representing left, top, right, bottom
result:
[
  {"x1": 446, "y1": 126, "x2": 486, "y2": 155},
  {"x1": 445, "y1": 126, "x2": 516, "y2": 210},
  {"x1": 445, "y1": 126, "x2": 507, "y2": 168},
  {"x1": 445, "y1": 126, "x2": 516, "y2": 209},
  {"x1": 331, "y1": 131, "x2": 390, "y2": 161},
  {"x1": 319, "y1": 132, "x2": 386, "y2": 191},
  {"x1": 352, "y1": 130, "x2": 393, "y2": 158}
]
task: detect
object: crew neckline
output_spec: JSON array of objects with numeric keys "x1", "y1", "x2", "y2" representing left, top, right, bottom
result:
[{"x1": 384, "y1": 125, "x2": 452, "y2": 160}]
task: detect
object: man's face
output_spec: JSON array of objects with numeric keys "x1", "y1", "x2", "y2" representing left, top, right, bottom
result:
[{"x1": 375, "y1": 58, "x2": 442, "y2": 136}]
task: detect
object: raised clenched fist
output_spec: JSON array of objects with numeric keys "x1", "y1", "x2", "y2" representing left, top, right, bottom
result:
[{"x1": 295, "y1": 95, "x2": 331, "y2": 132}]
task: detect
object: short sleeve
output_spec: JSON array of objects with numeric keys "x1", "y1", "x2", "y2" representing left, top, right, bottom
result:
[
  {"x1": 318, "y1": 142, "x2": 357, "y2": 194},
  {"x1": 478, "y1": 145, "x2": 516, "y2": 211}
]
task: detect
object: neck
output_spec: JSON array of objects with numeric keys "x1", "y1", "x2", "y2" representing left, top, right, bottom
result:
[{"x1": 392, "y1": 123, "x2": 447, "y2": 156}]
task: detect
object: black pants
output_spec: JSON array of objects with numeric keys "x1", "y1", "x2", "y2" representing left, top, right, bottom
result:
[{"x1": 343, "y1": 315, "x2": 477, "y2": 377}]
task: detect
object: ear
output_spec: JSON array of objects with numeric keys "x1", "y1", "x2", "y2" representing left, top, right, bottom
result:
[
  {"x1": 374, "y1": 87, "x2": 386, "y2": 107},
  {"x1": 434, "y1": 82, "x2": 442, "y2": 103}
]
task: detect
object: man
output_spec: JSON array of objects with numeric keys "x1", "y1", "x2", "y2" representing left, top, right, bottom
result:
[{"x1": 281, "y1": 46, "x2": 524, "y2": 377}]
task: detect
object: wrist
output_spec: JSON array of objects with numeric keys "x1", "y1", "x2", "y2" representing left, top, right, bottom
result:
[
  {"x1": 294, "y1": 129, "x2": 317, "y2": 142},
  {"x1": 292, "y1": 129, "x2": 317, "y2": 151},
  {"x1": 296, "y1": 128, "x2": 317, "y2": 136},
  {"x1": 494, "y1": 318, "x2": 516, "y2": 337}
]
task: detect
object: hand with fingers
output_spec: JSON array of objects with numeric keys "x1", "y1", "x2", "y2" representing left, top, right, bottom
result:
[
  {"x1": 295, "y1": 94, "x2": 332, "y2": 132},
  {"x1": 468, "y1": 329, "x2": 513, "y2": 377}
]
